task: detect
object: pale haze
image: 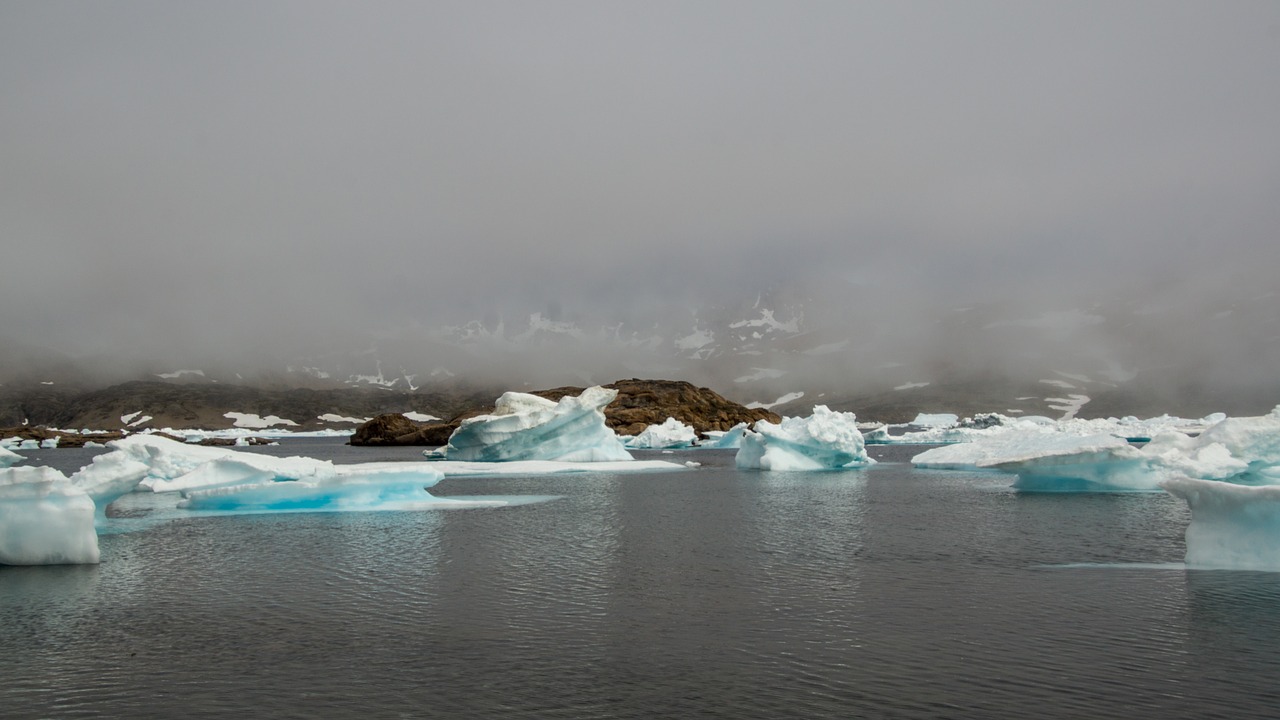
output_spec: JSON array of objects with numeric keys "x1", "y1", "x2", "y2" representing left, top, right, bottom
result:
[{"x1": 3, "y1": 1, "x2": 1279, "y2": 401}]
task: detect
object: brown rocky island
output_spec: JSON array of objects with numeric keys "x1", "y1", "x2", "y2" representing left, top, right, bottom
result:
[{"x1": 350, "y1": 379, "x2": 781, "y2": 447}]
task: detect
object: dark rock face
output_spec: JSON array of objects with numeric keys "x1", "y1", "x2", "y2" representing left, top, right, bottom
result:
[
  {"x1": 350, "y1": 414, "x2": 422, "y2": 446},
  {"x1": 348, "y1": 379, "x2": 780, "y2": 446}
]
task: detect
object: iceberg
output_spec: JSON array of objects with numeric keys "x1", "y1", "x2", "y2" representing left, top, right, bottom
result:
[
  {"x1": 910, "y1": 413, "x2": 959, "y2": 428},
  {"x1": 178, "y1": 464, "x2": 446, "y2": 513},
  {"x1": 0, "y1": 466, "x2": 99, "y2": 565},
  {"x1": 626, "y1": 417, "x2": 697, "y2": 449},
  {"x1": 701, "y1": 422, "x2": 749, "y2": 449},
  {"x1": 0, "y1": 445, "x2": 22, "y2": 468},
  {"x1": 979, "y1": 434, "x2": 1157, "y2": 492},
  {"x1": 913, "y1": 408, "x2": 1280, "y2": 492},
  {"x1": 736, "y1": 406, "x2": 873, "y2": 471},
  {"x1": 1161, "y1": 477, "x2": 1280, "y2": 571},
  {"x1": 444, "y1": 386, "x2": 633, "y2": 462},
  {"x1": 76, "y1": 435, "x2": 453, "y2": 516},
  {"x1": 69, "y1": 451, "x2": 152, "y2": 519}
]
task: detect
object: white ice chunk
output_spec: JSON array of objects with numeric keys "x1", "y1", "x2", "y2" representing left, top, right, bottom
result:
[
  {"x1": 69, "y1": 452, "x2": 152, "y2": 516},
  {"x1": 702, "y1": 422, "x2": 750, "y2": 449},
  {"x1": 626, "y1": 417, "x2": 697, "y2": 449},
  {"x1": 910, "y1": 413, "x2": 958, "y2": 428},
  {"x1": 444, "y1": 386, "x2": 632, "y2": 462},
  {"x1": 0, "y1": 446, "x2": 22, "y2": 468},
  {"x1": 1193, "y1": 407, "x2": 1280, "y2": 475},
  {"x1": 148, "y1": 454, "x2": 335, "y2": 494},
  {"x1": 1162, "y1": 477, "x2": 1280, "y2": 570},
  {"x1": 736, "y1": 406, "x2": 872, "y2": 471},
  {"x1": 0, "y1": 466, "x2": 99, "y2": 565},
  {"x1": 980, "y1": 434, "x2": 1157, "y2": 492}
]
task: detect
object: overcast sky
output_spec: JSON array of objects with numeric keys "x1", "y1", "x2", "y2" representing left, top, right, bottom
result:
[{"x1": 3, "y1": 1, "x2": 1279, "y2": 377}]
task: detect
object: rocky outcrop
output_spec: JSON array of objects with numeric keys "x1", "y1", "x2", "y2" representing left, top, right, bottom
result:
[
  {"x1": 349, "y1": 379, "x2": 780, "y2": 446},
  {"x1": 540, "y1": 379, "x2": 780, "y2": 437},
  {"x1": 0, "y1": 427, "x2": 126, "y2": 448}
]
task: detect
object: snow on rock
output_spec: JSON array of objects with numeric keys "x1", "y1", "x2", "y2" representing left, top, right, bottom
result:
[
  {"x1": 736, "y1": 406, "x2": 873, "y2": 471},
  {"x1": 223, "y1": 412, "x2": 299, "y2": 429},
  {"x1": 0, "y1": 466, "x2": 99, "y2": 565},
  {"x1": 626, "y1": 418, "x2": 697, "y2": 449},
  {"x1": 445, "y1": 386, "x2": 633, "y2": 462},
  {"x1": 318, "y1": 413, "x2": 371, "y2": 424},
  {"x1": 746, "y1": 391, "x2": 804, "y2": 410},
  {"x1": 1161, "y1": 477, "x2": 1280, "y2": 571},
  {"x1": 734, "y1": 368, "x2": 787, "y2": 383},
  {"x1": 403, "y1": 411, "x2": 440, "y2": 422}
]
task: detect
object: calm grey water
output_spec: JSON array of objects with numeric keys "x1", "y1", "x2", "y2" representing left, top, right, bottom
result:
[{"x1": 4, "y1": 439, "x2": 1280, "y2": 718}]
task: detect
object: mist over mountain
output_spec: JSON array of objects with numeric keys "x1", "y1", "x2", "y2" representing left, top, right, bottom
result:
[{"x1": 3, "y1": 2, "x2": 1278, "y2": 422}]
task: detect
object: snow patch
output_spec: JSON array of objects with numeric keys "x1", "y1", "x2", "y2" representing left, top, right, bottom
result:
[{"x1": 223, "y1": 412, "x2": 299, "y2": 429}]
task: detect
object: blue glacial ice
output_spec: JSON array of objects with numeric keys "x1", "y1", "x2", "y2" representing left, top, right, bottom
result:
[
  {"x1": 912, "y1": 407, "x2": 1280, "y2": 492},
  {"x1": 980, "y1": 434, "x2": 1158, "y2": 492},
  {"x1": 625, "y1": 417, "x2": 697, "y2": 449},
  {"x1": 736, "y1": 405, "x2": 873, "y2": 471},
  {"x1": 178, "y1": 464, "x2": 447, "y2": 513},
  {"x1": 1161, "y1": 476, "x2": 1280, "y2": 571},
  {"x1": 444, "y1": 386, "x2": 633, "y2": 462},
  {"x1": 0, "y1": 466, "x2": 99, "y2": 565},
  {"x1": 74, "y1": 435, "x2": 453, "y2": 515}
]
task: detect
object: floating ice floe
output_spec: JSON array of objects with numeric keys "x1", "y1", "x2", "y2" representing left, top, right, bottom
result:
[
  {"x1": 0, "y1": 446, "x2": 22, "y2": 468},
  {"x1": 0, "y1": 466, "x2": 99, "y2": 565},
  {"x1": 736, "y1": 406, "x2": 873, "y2": 471},
  {"x1": 909, "y1": 413, "x2": 959, "y2": 428},
  {"x1": 913, "y1": 407, "x2": 1280, "y2": 493},
  {"x1": 625, "y1": 418, "x2": 697, "y2": 449},
  {"x1": 980, "y1": 434, "x2": 1157, "y2": 492},
  {"x1": 443, "y1": 386, "x2": 633, "y2": 462},
  {"x1": 878, "y1": 412, "x2": 1225, "y2": 445},
  {"x1": 1161, "y1": 477, "x2": 1280, "y2": 571},
  {"x1": 701, "y1": 422, "x2": 750, "y2": 450},
  {"x1": 75, "y1": 435, "x2": 469, "y2": 516}
]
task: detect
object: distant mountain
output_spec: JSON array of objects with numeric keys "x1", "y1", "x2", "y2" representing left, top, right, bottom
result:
[{"x1": 4, "y1": 285, "x2": 1278, "y2": 425}]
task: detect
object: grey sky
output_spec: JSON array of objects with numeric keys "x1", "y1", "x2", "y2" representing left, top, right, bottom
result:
[{"x1": 3, "y1": 1, "x2": 1279, "y2": 383}]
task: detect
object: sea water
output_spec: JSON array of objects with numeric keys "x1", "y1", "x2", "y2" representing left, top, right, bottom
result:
[{"x1": 3, "y1": 440, "x2": 1280, "y2": 718}]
